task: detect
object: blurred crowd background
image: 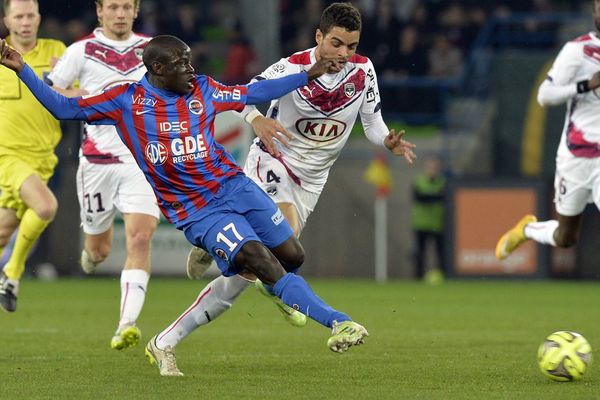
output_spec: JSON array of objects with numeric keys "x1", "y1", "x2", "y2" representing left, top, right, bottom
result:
[{"x1": 0, "y1": 0, "x2": 591, "y2": 83}]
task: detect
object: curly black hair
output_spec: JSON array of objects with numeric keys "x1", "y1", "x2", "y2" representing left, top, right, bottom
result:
[{"x1": 319, "y1": 2, "x2": 362, "y2": 35}]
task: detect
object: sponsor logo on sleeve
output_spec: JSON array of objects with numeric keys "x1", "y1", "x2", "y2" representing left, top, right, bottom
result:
[{"x1": 271, "y1": 208, "x2": 284, "y2": 225}]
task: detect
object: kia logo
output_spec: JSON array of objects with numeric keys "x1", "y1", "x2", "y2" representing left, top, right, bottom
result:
[
  {"x1": 295, "y1": 118, "x2": 347, "y2": 142},
  {"x1": 145, "y1": 141, "x2": 168, "y2": 165}
]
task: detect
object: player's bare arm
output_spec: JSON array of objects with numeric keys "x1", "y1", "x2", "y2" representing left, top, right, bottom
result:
[
  {"x1": 0, "y1": 38, "x2": 24, "y2": 72},
  {"x1": 588, "y1": 70, "x2": 600, "y2": 91},
  {"x1": 250, "y1": 116, "x2": 293, "y2": 157},
  {"x1": 306, "y1": 58, "x2": 340, "y2": 81},
  {"x1": 384, "y1": 129, "x2": 417, "y2": 164}
]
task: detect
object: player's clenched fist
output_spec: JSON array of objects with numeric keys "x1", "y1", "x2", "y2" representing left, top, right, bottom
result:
[{"x1": 0, "y1": 38, "x2": 24, "y2": 72}]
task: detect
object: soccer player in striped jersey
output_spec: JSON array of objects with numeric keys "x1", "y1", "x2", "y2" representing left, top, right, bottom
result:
[
  {"x1": 0, "y1": 35, "x2": 369, "y2": 377},
  {"x1": 47, "y1": 0, "x2": 158, "y2": 351},
  {"x1": 0, "y1": 0, "x2": 67, "y2": 312}
]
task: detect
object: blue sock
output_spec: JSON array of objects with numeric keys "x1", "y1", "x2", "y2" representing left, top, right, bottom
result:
[{"x1": 272, "y1": 273, "x2": 350, "y2": 328}]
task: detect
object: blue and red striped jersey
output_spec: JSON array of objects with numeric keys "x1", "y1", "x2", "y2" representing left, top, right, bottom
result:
[
  {"x1": 76, "y1": 75, "x2": 250, "y2": 226},
  {"x1": 18, "y1": 64, "x2": 309, "y2": 227}
]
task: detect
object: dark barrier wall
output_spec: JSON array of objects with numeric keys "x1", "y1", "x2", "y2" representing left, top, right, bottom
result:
[{"x1": 492, "y1": 50, "x2": 565, "y2": 178}]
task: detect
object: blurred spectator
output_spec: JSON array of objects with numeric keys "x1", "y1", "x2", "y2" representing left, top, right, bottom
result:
[
  {"x1": 381, "y1": 25, "x2": 428, "y2": 79},
  {"x1": 438, "y1": 3, "x2": 469, "y2": 51},
  {"x1": 411, "y1": 155, "x2": 446, "y2": 282},
  {"x1": 361, "y1": 0, "x2": 402, "y2": 68},
  {"x1": 222, "y1": 24, "x2": 259, "y2": 84},
  {"x1": 169, "y1": 3, "x2": 202, "y2": 44},
  {"x1": 428, "y1": 34, "x2": 463, "y2": 78}
]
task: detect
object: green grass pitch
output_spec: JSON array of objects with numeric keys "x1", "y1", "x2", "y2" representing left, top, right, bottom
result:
[{"x1": 1, "y1": 278, "x2": 599, "y2": 399}]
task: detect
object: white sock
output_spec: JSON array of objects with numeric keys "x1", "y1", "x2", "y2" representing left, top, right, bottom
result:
[
  {"x1": 118, "y1": 269, "x2": 150, "y2": 329},
  {"x1": 524, "y1": 220, "x2": 558, "y2": 246},
  {"x1": 156, "y1": 274, "x2": 251, "y2": 349}
]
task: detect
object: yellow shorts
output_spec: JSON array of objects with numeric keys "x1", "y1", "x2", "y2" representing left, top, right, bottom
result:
[{"x1": 0, "y1": 152, "x2": 58, "y2": 219}]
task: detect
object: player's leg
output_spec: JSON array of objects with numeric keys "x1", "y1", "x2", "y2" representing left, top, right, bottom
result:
[
  {"x1": 76, "y1": 160, "x2": 116, "y2": 273},
  {"x1": 414, "y1": 230, "x2": 426, "y2": 279},
  {"x1": 0, "y1": 208, "x2": 20, "y2": 312},
  {"x1": 147, "y1": 272, "x2": 252, "y2": 376},
  {"x1": 110, "y1": 212, "x2": 157, "y2": 350},
  {"x1": 111, "y1": 164, "x2": 159, "y2": 350},
  {"x1": 235, "y1": 181, "x2": 367, "y2": 352},
  {"x1": 0, "y1": 173, "x2": 57, "y2": 312},
  {"x1": 236, "y1": 239, "x2": 368, "y2": 353},
  {"x1": 496, "y1": 166, "x2": 588, "y2": 260},
  {"x1": 245, "y1": 158, "x2": 317, "y2": 324}
]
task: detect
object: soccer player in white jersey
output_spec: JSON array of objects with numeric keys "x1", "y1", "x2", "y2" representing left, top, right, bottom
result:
[
  {"x1": 496, "y1": 0, "x2": 600, "y2": 260},
  {"x1": 147, "y1": 3, "x2": 415, "y2": 374},
  {"x1": 46, "y1": 0, "x2": 159, "y2": 351}
]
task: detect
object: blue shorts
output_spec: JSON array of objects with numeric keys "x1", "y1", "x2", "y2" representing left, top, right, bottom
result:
[{"x1": 183, "y1": 175, "x2": 293, "y2": 276}]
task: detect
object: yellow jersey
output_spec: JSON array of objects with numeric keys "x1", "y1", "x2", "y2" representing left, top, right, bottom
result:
[{"x1": 0, "y1": 37, "x2": 66, "y2": 157}]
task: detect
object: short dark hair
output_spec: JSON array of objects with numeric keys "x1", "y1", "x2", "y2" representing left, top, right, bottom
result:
[
  {"x1": 142, "y1": 35, "x2": 187, "y2": 72},
  {"x1": 319, "y1": 2, "x2": 362, "y2": 35}
]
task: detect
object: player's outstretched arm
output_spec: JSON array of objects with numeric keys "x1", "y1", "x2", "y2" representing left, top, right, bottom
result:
[
  {"x1": 384, "y1": 129, "x2": 417, "y2": 164},
  {"x1": 1, "y1": 39, "x2": 88, "y2": 120},
  {"x1": 246, "y1": 58, "x2": 339, "y2": 105}
]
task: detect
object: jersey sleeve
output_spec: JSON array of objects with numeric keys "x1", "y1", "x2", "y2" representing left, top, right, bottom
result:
[
  {"x1": 537, "y1": 42, "x2": 581, "y2": 106},
  {"x1": 18, "y1": 64, "x2": 123, "y2": 125},
  {"x1": 207, "y1": 76, "x2": 249, "y2": 113},
  {"x1": 359, "y1": 59, "x2": 383, "y2": 115},
  {"x1": 259, "y1": 57, "x2": 300, "y2": 80},
  {"x1": 76, "y1": 84, "x2": 128, "y2": 125},
  {"x1": 235, "y1": 57, "x2": 300, "y2": 120},
  {"x1": 46, "y1": 41, "x2": 85, "y2": 89},
  {"x1": 546, "y1": 42, "x2": 581, "y2": 85}
]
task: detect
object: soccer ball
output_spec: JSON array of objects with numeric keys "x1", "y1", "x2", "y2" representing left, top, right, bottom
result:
[{"x1": 537, "y1": 331, "x2": 592, "y2": 381}]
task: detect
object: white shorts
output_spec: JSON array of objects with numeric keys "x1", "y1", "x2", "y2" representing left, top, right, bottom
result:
[
  {"x1": 243, "y1": 148, "x2": 320, "y2": 233},
  {"x1": 76, "y1": 158, "x2": 160, "y2": 234},
  {"x1": 554, "y1": 155, "x2": 600, "y2": 216}
]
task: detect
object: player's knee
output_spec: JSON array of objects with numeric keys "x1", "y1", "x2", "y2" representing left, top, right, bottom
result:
[
  {"x1": 554, "y1": 229, "x2": 578, "y2": 248},
  {"x1": 236, "y1": 241, "x2": 283, "y2": 285},
  {"x1": 0, "y1": 228, "x2": 15, "y2": 247},
  {"x1": 35, "y1": 199, "x2": 58, "y2": 221},
  {"x1": 278, "y1": 237, "x2": 305, "y2": 272},
  {"x1": 127, "y1": 230, "x2": 153, "y2": 254}
]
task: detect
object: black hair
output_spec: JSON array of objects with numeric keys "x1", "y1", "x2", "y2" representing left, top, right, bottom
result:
[
  {"x1": 142, "y1": 35, "x2": 187, "y2": 72},
  {"x1": 319, "y1": 2, "x2": 362, "y2": 35}
]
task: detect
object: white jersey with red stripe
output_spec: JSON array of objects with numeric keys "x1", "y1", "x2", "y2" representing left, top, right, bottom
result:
[
  {"x1": 47, "y1": 28, "x2": 149, "y2": 163},
  {"x1": 245, "y1": 47, "x2": 383, "y2": 194},
  {"x1": 542, "y1": 32, "x2": 600, "y2": 159}
]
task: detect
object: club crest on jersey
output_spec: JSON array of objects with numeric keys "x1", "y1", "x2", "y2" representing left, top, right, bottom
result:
[
  {"x1": 134, "y1": 48, "x2": 144, "y2": 60},
  {"x1": 188, "y1": 99, "x2": 203, "y2": 115},
  {"x1": 295, "y1": 117, "x2": 347, "y2": 143},
  {"x1": 344, "y1": 82, "x2": 356, "y2": 98},
  {"x1": 215, "y1": 248, "x2": 229, "y2": 261},
  {"x1": 145, "y1": 141, "x2": 169, "y2": 165}
]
